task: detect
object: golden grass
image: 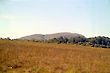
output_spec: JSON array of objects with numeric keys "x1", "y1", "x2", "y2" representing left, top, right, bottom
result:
[{"x1": 0, "y1": 40, "x2": 110, "y2": 73}]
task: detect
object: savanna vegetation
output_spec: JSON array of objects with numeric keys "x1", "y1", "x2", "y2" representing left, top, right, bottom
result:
[
  {"x1": 47, "y1": 36, "x2": 110, "y2": 48},
  {"x1": 0, "y1": 39, "x2": 110, "y2": 73}
]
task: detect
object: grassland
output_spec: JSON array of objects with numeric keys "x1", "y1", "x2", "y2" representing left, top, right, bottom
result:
[{"x1": 0, "y1": 40, "x2": 110, "y2": 73}]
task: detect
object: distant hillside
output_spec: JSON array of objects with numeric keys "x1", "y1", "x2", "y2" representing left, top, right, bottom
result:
[{"x1": 20, "y1": 32, "x2": 84, "y2": 40}]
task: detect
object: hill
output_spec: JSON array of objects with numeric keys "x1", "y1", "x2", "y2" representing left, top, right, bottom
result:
[{"x1": 20, "y1": 32, "x2": 84, "y2": 40}]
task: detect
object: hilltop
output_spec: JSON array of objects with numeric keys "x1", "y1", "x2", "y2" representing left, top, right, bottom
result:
[{"x1": 20, "y1": 32, "x2": 84, "y2": 40}]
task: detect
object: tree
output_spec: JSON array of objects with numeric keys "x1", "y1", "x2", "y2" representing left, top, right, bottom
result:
[
  {"x1": 6, "y1": 37, "x2": 11, "y2": 40},
  {"x1": 88, "y1": 36, "x2": 110, "y2": 48}
]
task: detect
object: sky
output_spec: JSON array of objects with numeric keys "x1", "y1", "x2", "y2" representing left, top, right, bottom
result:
[{"x1": 0, "y1": 0, "x2": 110, "y2": 38}]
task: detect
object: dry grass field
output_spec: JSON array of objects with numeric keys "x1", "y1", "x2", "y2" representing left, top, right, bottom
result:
[{"x1": 0, "y1": 40, "x2": 110, "y2": 73}]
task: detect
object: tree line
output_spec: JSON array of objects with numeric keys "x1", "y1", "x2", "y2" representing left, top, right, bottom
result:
[
  {"x1": 1, "y1": 36, "x2": 110, "y2": 48},
  {"x1": 47, "y1": 36, "x2": 110, "y2": 48}
]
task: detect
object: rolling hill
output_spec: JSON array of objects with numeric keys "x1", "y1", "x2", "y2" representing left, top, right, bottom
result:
[{"x1": 20, "y1": 32, "x2": 84, "y2": 40}]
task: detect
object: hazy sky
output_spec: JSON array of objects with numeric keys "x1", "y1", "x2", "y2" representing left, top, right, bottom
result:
[{"x1": 0, "y1": 0, "x2": 110, "y2": 38}]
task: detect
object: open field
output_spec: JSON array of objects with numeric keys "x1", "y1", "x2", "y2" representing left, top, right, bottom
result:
[{"x1": 0, "y1": 40, "x2": 110, "y2": 73}]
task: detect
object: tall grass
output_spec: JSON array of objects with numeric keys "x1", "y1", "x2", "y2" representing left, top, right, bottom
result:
[{"x1": 0, "y1": 40, "x2": 110, "y2": 73}]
